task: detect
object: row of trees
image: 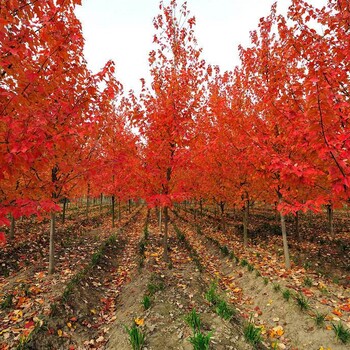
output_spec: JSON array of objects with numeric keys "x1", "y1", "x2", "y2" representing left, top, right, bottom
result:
[{"x1": 1, "y1": 0, "x2": 349, "y2": 270}]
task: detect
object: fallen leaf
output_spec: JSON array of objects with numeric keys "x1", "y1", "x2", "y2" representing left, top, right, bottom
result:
[{"x1": 134, "y1": 318, "x2": 144, "y2": 326}]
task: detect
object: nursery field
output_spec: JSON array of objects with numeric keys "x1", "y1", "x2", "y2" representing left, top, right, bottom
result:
[
  {"x1": 1, "y1": 0, "x2": 350, "y2": 349},
  {"x1": 0, "y1": 202, "x2": 349, "y2": 350}
]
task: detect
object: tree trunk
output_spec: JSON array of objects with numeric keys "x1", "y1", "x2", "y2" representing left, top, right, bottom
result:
[
  {"x1": 112, "y1": 195, "x2": 115, "y2": 228},
  {"x1": 243, "y1": 200, "x2": 249, "y2": 247},
  {"x1": 9, "y1": 214, "x2": 15, "y2": 240},
  {"x1": 163, "y1": 207, "x2": 169, "y2": 262},
  {"x1": 62, "y1": 198, "x2": 67, "y2": 224},
  {"x1": 220, "y1": 201, "x2": 226, "y2": 232},
  {"x1": 295, "y1": 210, "x2": 300, "y2": 241},
  {"x1": 99, "y1": 193, "x2": 103, "y2": 216},
  {"x1": 280, "y1": 210, "x2": 291, "y2": 269},
  {"x1": 86, "y1": 185, "x2": 90, "y2": 220},
  {"x1": 200, "y1": 199, "x2": 203, "y2": 216},
  {"x1": 118, "y1": 199, "x2": 121, "y2": 221},
  {"x1": 326, "y1": 204, "x2": 334, "y2": 238},
  {"x1": 159, "y1": 207, "x2": 162, "y2": 232},
  {"x1": 128, "y1": 199, "x2": 131, "y2": 213},
  {"x1": 277, "y1": 191, "x2": 291, "y2": 269},
  {"x1": 49, "y1": 211, "x2": 56, "y2": 274}
]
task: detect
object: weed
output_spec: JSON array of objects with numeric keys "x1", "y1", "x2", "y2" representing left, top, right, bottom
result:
[
  {"x1": 273, "y1": 283, "x2": 281, "y2": 292},
  {"x1": 303, "y1": 276, "x2": 313, "y2": 287},
  {"x1": 303, "y1": 261, "x2": 312, "y2": 270},
  {"x1": 263, "y1": 277, "x2": 269, "y2": 285},
  {"x1": 247, "y1": 264, "x2": 254, "y2": 272},
  {"x1": 139, "y1": 240, "x2": 146, "y2": 255},
  {"x1": 0, "y1": 293, "x2": 14, "y2": 309},
  {"x1": 125, "y1": 324, "x2": 145, "y2": 350},
  {"x1": 243, "y1": 317, "x2": 262, "y2": 346},
  {"x1": 216, "y1": 300, "x2": 235, "y2": 320},
  {"x1": 240, "y1": 259, "x2": 248, "y2": 267},
  {"x1": 255, "y1": 270, "x2": 261, "y2": 278},
  {"x1": 141, "y1": 295, "x2": 151, "y2": 310},
  {"x1": 282, "y1": 289, "x2": 291, "y2": 301},
  {"x1": 205, "y1": 283, "x2": 220, "y2": 306},
  {"x1": 220, "y1": 245, "x2": 229, "y2": 256},
  {"x1": 314, "y1": 311, "x2": 327, "y2": 328},
  {"x1": 50, "y1": 303, "x2": 59, "y2": 317},
  {"x1": 189, "y1": 331, "x2": 212, "y2": 350},
  {"x1": 295, "y1": 293, "x2": 310, "y2": 311},
  {"x1": 229, "y1": 251, "x2": 235, "y2": 261},
  {"x1": 332, "y1": 276, "x2": 340, "y2": 284},
  {"x1": 107, "y1": 234, "x2": 117, "y2": 245},
  {"x1": 185, "y1": 309, "x2": 201, "y2": 333},
  {"x1": 332, "y1": 322, "x2": 350, "y2": 344},
  {"x1": 143, "y1": 226, "x2": 149, "y2": 240},
  {"x1": 147, "y1": 281, "x2": 164, "y2": 296},
  {"x1": 62, "y1": 283, "x2": 74, "y2": 303},
  {"x1": 91, "y1": 250, "x2": 103, "y2": 266}
]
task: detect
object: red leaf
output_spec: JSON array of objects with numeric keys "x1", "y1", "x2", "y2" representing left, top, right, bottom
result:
[{"x1": 0, "y1": 232, "x2": 6, "y2": 246}]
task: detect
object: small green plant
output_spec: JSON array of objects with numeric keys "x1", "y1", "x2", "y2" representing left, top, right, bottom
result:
[
  {"x1": 314, "y1": 311, "x2": 327, "y2": 328},
  {"x1": 240, "y1": 259, "x2": 248, "y2": 267},
  {"x1": 62, "y1": 283, "x2": 74, "y2": 303},
  {"x1": 0, "y1": 293, "x2": 14, "y2": 309},
  {"x1": 125, "y1": 324, "x2": 145, "y2": 350},
  {"x1": 243, "y1": 317, "x2": 262, "y2": 346},
  {"x1": 143, "y1": 226, "x2": 149, "y2": 240},
  {"x1": 332, "y1": 322, "x2": 350, "y2": 344},
  {"x1": 273, "y1": 283, "x2": 281, "y2": 292},
  {"x1": 50, "y1": 302, "x2": 59, "y2": 317},
  {"x1": 295, "y1": 293, "x2": 310, "y2": 311},
  {"x1": 220, "y1": 245, "x2": 229, "y2": 256},
  {"x1": 141, "y1": 295, "x2": 151, "y2": 310},
  {"x1": 282, "y1": 289, "x2": 291, "y2": 301},
  {"x1": 216, "y1": 300, "x2": 235, "y2": 320},
  {"x1": 247, "y1": 264, "x2": 254, "y2": 272},
  {"x1": 189, "y1": 331, "x2": 212, "y2": 350},
  {"x1": 263, "y1": 277, "x2": 269, "y2": 285},
  {"x1": 229, "y1": 251, "x2": 235, "y2": 260},
  {"x1": 255, "y1": 270, "x2": 261, "y2": 278},
  {"x1": 139, "y1": 240, "x2": 146, "y2": 255},
  {"x1": 147, "y1": 281, "x2": 165, "y2": 296},
  {"x1": 185, "y1": 309, "x2": 201, "y2": 333},
  {"x1": 303, "y1": 276, "x2": 313, "y2": 287},
  {"x1": 205, "y1": 283, "x2": 220, "y2": 306},
  {"x1": 91, "y1": 250, "x2": 103, "y2": 266}
]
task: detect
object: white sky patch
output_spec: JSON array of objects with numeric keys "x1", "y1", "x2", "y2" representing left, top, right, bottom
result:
[{"x1": 75, "y1": 0, "x2": 327, "y2": 93}]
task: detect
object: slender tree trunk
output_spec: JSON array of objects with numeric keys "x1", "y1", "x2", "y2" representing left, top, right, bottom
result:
[
  {"x1": 220, "y1": 201, "x2": 226, "y2": 232},
  {"x1": 86, "y1": 184, "x2": 90, "y2": 219},
  {"x1": 62, "y1": 198, "x2": 67, "y2": 224},
  {"x1": 9, "y1": 214, "x2": 15, "y2": 240},
  {"x1": 200, "y1": 199, "x2": 203, "y2": 216},
  {"x1": 163, "y1": 207, "x2": 169, "y2": 262},
  {"x1": 159, "y1": 207, "x2": 162, "y2": 232},
  {"x1": 99, "y1": 193, "x2": 103, "y2": 216},
  {"x1": 118, "y1": 199, "x2": 121, "y2": 221},
  {"x1": 280, "y1": 211, "x2": 291, "y2": 269},
  {"x1": 295, "y1": 210, "x2": 300, "y2": 241},
  {"x1": 243, "y1": 200, "x2": 249, "y2": 247},
  {"x1": 326, "y1": 204, "x2": 334, "y2": 238},
  {"x1": 49, "y1": 211, "x2": 56, "y2": 274},
  {"x1": 278, "y1": 193, "x2": 291, "y2": 269},
  {"x1": 112, "y1": 195, "x2": 115, "y2": 228},
  {"x1": 128, "y1": 199, "x2": 131, "y2": 213}
]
